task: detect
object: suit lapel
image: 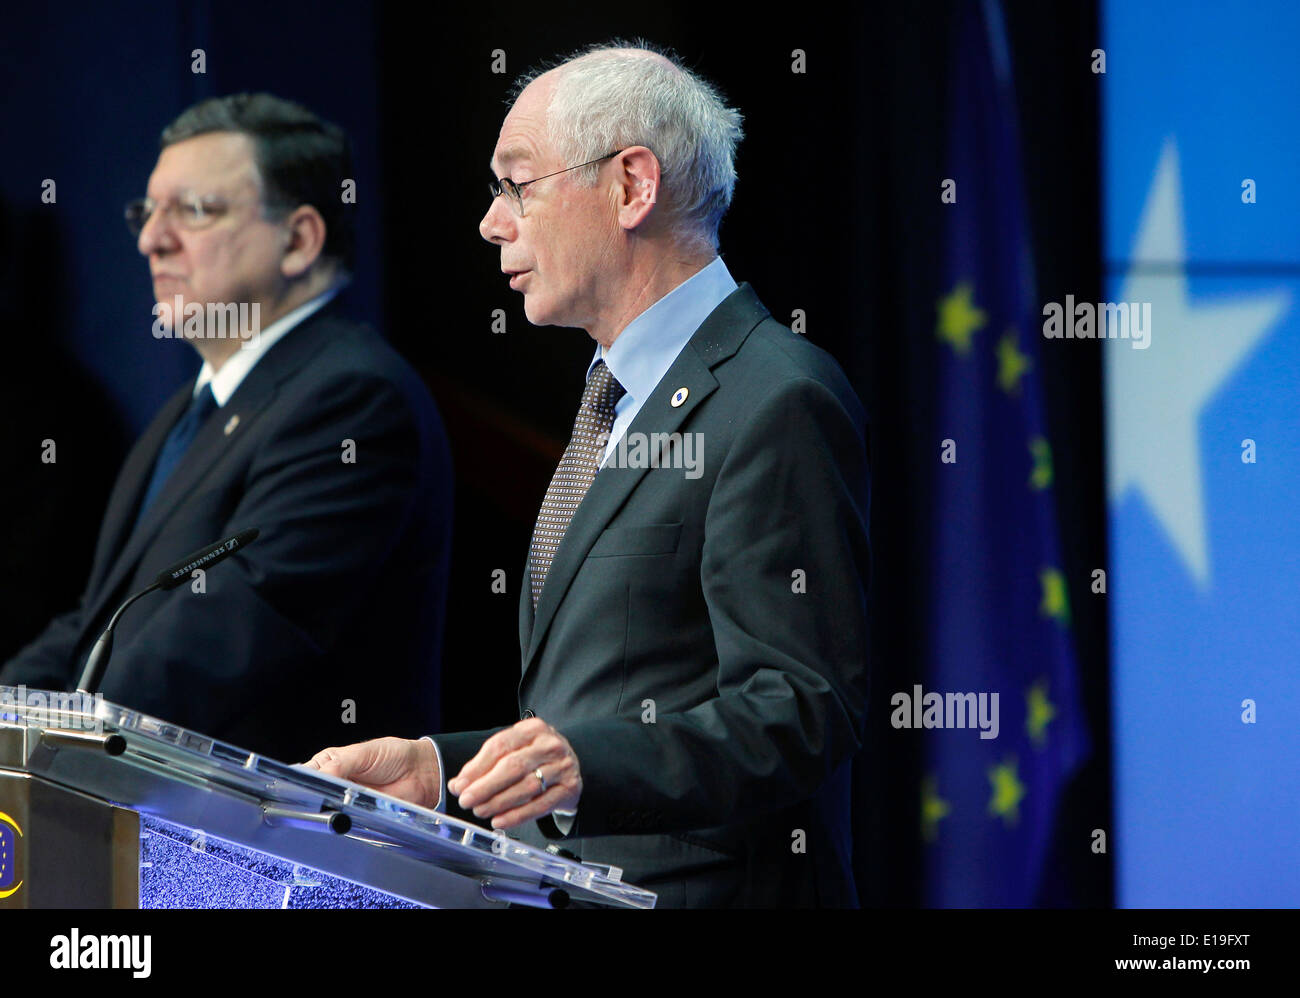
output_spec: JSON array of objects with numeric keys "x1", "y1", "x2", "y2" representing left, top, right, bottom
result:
[
  {"x1": 89, "y1": 384, "x2": 192, "y2": 595},
  {"x1": 84, "y1": 306, "x2": 347, "y2": 627},
  {"x1": 520, "y1": 283, "x2": 771, "y2": 674},
  {"x1": 518, "y1": 554, "x2": 535, "y2": 673}
]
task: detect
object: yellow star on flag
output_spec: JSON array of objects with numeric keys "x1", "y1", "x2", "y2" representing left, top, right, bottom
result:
[
  {"x1": 1029, "y1": 436, "x2": 1053, "y2": 490},
  {"x1": 996, "y1": 329, "x2": 1032, "y2": 394},
  {"x1": 1026, "y1": 678, "x2": 1057, "y2": 747},
  {"x1": 921, "y1": 774, "x2": 951, "y2": 843},
  {"x1": 937, "y1": 280, "x2": 987, "y2": 356},
  {"x1": 987, "y1": 757, "x2": 1026, "y2": 827},
  {"x1": 1039, "y1": 567, "x2": 1070, "y2": 627}
]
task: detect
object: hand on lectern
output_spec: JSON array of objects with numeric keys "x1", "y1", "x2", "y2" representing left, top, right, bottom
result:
[
  {"x1": 303, "y1": 736, "x2": 441, "y2": 810},
  {"x1": 447, "y1": 717, "x2": 582, "y2": 830}
]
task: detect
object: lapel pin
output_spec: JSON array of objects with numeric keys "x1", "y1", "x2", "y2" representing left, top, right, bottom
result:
[
  {"x1": 671, "y1": 387, "x2": 689, "y2": 407},
  {"x1": 223, "y1": 414, "x2": 241, "y2": 436}
]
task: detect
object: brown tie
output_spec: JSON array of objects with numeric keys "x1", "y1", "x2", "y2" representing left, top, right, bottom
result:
[{"x1": 529, "y1": 359, "x2": 627, "y2": 608}]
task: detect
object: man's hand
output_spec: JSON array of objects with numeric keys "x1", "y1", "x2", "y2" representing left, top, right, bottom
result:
[
  {"x1": 302, "y1": 736, "x2": 441, "y2": 810},
  {"x1": 448, "y1": 717, "x2": 582, "y2": 830}
]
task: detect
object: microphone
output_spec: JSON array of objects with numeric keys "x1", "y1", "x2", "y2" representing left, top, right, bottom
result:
[{"x1": 76, "y1": 528, "x2": 260, "y2": 694}]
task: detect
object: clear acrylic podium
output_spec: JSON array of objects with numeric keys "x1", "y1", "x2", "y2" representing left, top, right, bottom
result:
[{"x1": 0, "y1": 686, "x2": 655, "y2": 909}]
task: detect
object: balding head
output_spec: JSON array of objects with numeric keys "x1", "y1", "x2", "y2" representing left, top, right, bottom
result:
[
  {"x1": 480, "y1": 41, "x2": 744, "y2": 347},
  {"x1": 513, "y1": 41, "x2": 744, "y2": 250}
]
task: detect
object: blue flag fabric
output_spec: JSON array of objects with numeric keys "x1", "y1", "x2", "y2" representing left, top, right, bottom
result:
[{"x1": 920, "y1": 0, "x2": 1091, "y2": 906}]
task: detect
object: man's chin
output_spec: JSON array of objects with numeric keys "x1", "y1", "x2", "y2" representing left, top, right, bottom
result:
[
  {"x1": 522, "y1": 294, "x2": 566, "y2": 328},
  {"x1": 152, "y1": 296, "x2": 199, "y2": 340},
  {"x1": 153, "y1": 300, "x2": 177, "y2": 327},
  {"x1": 522, "y1": 296, "x2": 549, "y2": 327},
  {"x1": 154, "y1": 291, "x2": 188, "y2": 314}
]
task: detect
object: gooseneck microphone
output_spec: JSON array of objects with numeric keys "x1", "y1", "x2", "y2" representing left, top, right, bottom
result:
[{"x1": 76, "y1": 528, "x2": 260, "y2": 694}]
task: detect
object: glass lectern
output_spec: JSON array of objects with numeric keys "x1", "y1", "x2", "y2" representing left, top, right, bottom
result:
[{"x1": 0, "y1": 686, "x2": 655, "y2": 909}]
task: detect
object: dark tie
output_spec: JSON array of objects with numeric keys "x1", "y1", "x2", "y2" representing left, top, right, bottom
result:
[
  {"x1": 134, "y1": 383, "x2": 219, "y2": 528},
  {"x1": 529, "y1": 359, "x2": 627, "y2": 608}
]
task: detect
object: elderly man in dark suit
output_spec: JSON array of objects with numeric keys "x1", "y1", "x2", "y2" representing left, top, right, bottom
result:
[
  {"x1": 307, "y1": 42, "x2": 870, "y2": 907},
  {"x1": 1, "y1": 94, "x2": 453, "y2": 764}
]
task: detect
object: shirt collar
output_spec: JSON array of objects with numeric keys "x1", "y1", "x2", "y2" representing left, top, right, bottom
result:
[
  {"x1": 589, "y1": 256, "x2": 737, "y2": 401},
  {"x1": 194, "y1": 283, "x2": 344, "y2": 405}
]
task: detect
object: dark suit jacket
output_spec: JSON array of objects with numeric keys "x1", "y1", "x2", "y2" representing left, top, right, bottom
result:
[
  {"x1": 436, "y1": 283, "x2": 870, "y2": 908},
  {"x1": 1, "y1": 300, "x2": 453, "y2": 763}
]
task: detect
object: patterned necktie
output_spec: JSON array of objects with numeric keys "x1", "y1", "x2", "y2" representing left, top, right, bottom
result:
[
  {"x1": 529, "y1": 359, "x2": 627, "y2": 608},
  {"x1": 134, "y1": 383, "x2": 219, "y2": 529}
]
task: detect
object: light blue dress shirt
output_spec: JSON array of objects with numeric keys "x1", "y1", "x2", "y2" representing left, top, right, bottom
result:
[{"x1": 594, "y1": 255, "x2": 738, "y2": 464}]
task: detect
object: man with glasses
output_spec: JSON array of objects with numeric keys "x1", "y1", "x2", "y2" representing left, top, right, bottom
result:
[
  {"x1": 2, "y1": 94, "x2": 453, "y2": 764},
  {"x1": 307, "y1": 42, "x2": 870, "y2": 907}
]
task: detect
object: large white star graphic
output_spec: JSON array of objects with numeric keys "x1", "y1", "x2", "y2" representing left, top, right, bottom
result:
[{"x1": 1106, "y1": 137, "x2": 1290, "y2": 589}]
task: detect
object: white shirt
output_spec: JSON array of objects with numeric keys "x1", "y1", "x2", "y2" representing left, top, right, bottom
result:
[{"x1": 193, "y1": 284, "x2": 342, "y2": 404}]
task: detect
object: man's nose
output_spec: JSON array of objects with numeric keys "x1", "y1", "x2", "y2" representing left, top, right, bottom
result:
[
  {"x1": 479, "y1": 195, "x2": 514, "y2": 244},
  {"x1": 137, "y1": 205, "x2": 176, "y2": 256}
]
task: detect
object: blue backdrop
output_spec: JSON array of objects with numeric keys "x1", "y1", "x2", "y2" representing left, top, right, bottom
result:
[{"x1": 1104, "y1": 0, "x2": 1300, "y2": 906}]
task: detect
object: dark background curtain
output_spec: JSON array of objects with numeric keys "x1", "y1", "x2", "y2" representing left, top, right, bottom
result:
[{"x1": 0, "y1": 0, "x2": 1108, "y2": 906}]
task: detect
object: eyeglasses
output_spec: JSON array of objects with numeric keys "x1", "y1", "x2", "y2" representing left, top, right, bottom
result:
[
  {"x1": 124, "y1": 193, "x2": 285, "y2": 237},
  {"x1": 488, "y1": 150, "x2": 625, "y2": 217}
]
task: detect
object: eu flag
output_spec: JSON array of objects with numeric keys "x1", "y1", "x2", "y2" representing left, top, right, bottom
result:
[
  {"x1": 0, "y1": 814, "x2": 17, "y2": 891},
  {"x1": 920, "y1": 0, "x2": 1091, "y2": 906}
]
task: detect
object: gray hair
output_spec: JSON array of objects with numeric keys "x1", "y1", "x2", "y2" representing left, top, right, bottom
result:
[{"x1": 513, "y1": 40, "x2": 744, "y2": 249}]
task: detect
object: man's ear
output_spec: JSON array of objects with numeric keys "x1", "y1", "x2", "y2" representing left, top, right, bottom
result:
[
  {"x1": 615, "y1": 146, "x2": 662, "y2": 231},
  {"x1": 280, "y1": 205, "x2": 327, "y2": 278}
]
